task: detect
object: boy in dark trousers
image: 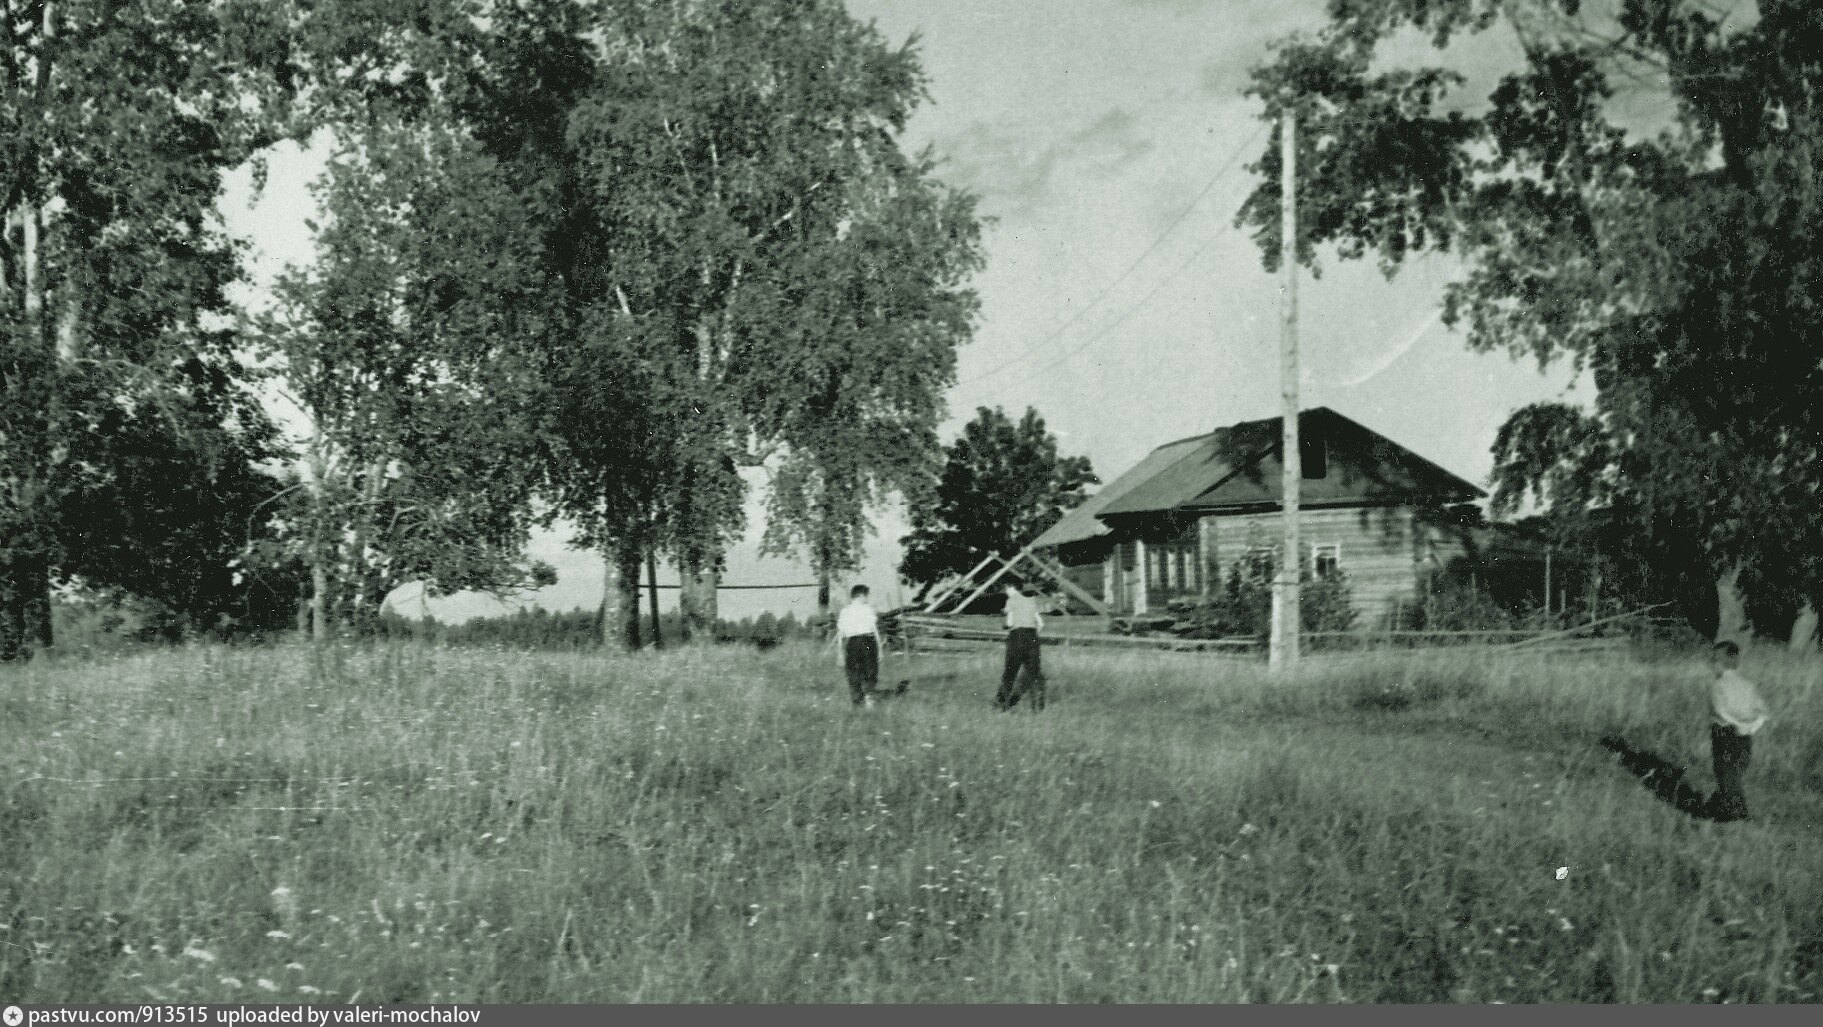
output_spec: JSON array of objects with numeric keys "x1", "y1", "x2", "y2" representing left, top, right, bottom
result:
[
  {"x1": 1707, "y1": 640, "x2": 1769, "y2": 822},
  {"x1": 995, "y1": 582, "x2": 1046, "y2": 711},
  {"x1": 834, "y1": 584, "x2": 884, "y2": 708}
]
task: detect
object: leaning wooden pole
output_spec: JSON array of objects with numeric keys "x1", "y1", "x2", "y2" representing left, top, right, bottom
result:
[{"x1": 1269, "y1": 105, "x2": 1301, "y2": 674}]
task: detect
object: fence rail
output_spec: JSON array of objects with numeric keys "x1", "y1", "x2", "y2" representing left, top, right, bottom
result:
[{"x1": 898, "y1": 603, "x2": 1672, "y2": 659}]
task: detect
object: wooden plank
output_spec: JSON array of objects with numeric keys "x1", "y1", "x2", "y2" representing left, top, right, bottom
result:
[
  {"x1": 921, "y1": 553, "x2": 1001, "y2": 612},
  {"x1": 1501, "y1": 603, "x2": 1669, "y2": 649},
  {"x1": 1027, "y1": 551, "x2": 1112, "y2": 616},
  {"x1": 941, "y1": 544, "x2": 1037, "y2": 614},
  {"x1": 1304, "y1": 629, "x2": 1548, "y2": 640},
  {"x1": 903, "y1": 621, "x2": 1258, "y2": 652}
]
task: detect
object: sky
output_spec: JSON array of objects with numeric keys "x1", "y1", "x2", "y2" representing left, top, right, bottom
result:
[{"x1": 218, "y1": 0, "x2": 1621, "y2": 624}]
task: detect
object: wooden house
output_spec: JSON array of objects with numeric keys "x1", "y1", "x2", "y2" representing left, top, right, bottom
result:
[{"x1": 1031, "y1": 407, "x2": 1563, "y2": 626}]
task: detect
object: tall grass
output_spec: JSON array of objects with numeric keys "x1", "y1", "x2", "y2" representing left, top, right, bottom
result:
[{"x1": 2, "y1": 640, "x2": 1819, "y2": 1002}]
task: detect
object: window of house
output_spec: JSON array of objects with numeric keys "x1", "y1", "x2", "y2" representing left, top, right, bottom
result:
[
  {"x1": 1312, "y1": 542, "x2": 1341, "y2": 579},
  {"x1": 1301, "y1": 431, "x2": 1327, "y2": 479}
]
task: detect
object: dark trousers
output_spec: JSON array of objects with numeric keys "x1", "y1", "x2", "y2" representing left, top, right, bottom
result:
[
  {"x1": 844, "y1": 635, "x2": 879, "y2": 705},
  {"x1": 995, "y1": 627, "x2": 1045, "y2": 710},
  {"x1": 1709, "y1": 724, "x2": 1753, "y2": 821}
]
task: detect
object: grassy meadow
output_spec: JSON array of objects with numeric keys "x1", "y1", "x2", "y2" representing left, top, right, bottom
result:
[{"x1": 3, "y1": 638, "x2": 1821, "y2": 1003}]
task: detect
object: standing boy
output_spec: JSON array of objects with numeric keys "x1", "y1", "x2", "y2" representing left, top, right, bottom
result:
[
  {"x1": 995, "y1": 582, "x2": 1046, "y2": 711},
  {"x1": 1708, "y1": 640, "x2": 1770, "y2": 822},
  {"x1": 835, "y1": 584, "x2": 884, "y2": 708}
]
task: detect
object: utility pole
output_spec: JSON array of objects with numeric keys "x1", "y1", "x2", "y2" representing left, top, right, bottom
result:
[{"x1": 1270, "y1": 105, "x2": 1301, "y2": 673}]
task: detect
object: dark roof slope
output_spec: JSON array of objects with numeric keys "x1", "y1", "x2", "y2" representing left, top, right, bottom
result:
[
  {"x1": 1097, "y1": 407, "x2": 1483, "y2": 520},
  {"x1": 1029, "y1": 431, "x2": 1211, "y2": 549}
]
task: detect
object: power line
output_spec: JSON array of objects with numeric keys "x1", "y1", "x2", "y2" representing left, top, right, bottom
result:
[
  {"x1": 980, "y1": 227, "x2": 1229, "y2": 390},
  {"x1": 954, "y1": 121, "x2": 1270, "y2": 390}
]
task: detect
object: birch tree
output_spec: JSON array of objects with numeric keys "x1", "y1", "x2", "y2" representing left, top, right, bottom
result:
[
  {"x1": 1, "y1": 0, "x2": 295, "y2": 657},
  {"x1": 260, "y1": 118, "x2": 555, "y2": 638},
  {"x1": 471, "y1": 0, "x2": 983, "y2": 642}
]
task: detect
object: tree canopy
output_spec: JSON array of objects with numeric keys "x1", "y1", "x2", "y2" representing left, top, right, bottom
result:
[
  {"x1": 1235, "y1": 0, "x2": 1823, "y2": 642},
  {"x1": 2, "y1": 0, "x2": 302, "y2": 656},
  {"x1": 258, "y1": 115, "x2": 558, "y2": 636},
  {"x1": 900, "y1": 406, "x2": 1097, "y2": 588},
  {"x1": 465, "y1": 0, "x2": 983, "y2": 641}
]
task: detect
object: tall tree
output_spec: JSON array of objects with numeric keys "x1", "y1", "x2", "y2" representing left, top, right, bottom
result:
[
  {"x1": 1234, "y1": 0, "x2": 1823, "y2": 645},
  {"x1": 900, "y1": 406, "x2": 1098, "y2": 589},
  {"x1": 758, "y1": 146, "x2": 985, "y2": 613},
  {"x1": 259, "y1": 116, "x2": 556, "y2": 638},
  {"x1": 1, "y1": 0, "x2": 296, "y2": 658},
  {"x1": 469, "y1": 0, "x2": 983, "y2": 642}
]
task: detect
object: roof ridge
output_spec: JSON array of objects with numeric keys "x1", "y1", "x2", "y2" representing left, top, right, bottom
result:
[
  {"x1": 1157, "y1": 405, "x2": 1341, "y2": 452},
  {"x1": 1151, "y1": 427, "x2": 1220, "y2": 450}
]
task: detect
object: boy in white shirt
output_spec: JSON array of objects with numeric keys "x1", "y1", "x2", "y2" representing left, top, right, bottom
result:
[
  {"x1": 834, "y1": 584, "x2": 884, "y2": 707},
  {"x1": 994, "y1": 582, "x2": 1047, "y2": 711},
  {"x1": 1707, "y1": 640, "x2": 1769, "y2": 822}
]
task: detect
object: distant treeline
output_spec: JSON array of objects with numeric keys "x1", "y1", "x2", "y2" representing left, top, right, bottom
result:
[{"x1": 372, "y1": 607, "x2": 820, "y2": 651}]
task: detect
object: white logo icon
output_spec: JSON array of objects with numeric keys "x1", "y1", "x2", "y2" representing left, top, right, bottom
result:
[{"x1": 3, "y1": 1004, "x2": 24, "y2": 1026}]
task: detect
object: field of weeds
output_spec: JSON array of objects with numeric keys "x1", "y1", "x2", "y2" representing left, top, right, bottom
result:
[{"x1": 2, "y1": 639, "x2": 1821, "y2": 1002}]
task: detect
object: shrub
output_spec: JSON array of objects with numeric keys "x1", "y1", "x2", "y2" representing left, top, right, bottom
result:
[{"x1": 1166, "y1": 550, "x2": 1357, "y2": 638}]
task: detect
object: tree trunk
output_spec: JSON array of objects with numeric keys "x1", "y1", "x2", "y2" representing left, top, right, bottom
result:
[
  {"x1": 1715, "y1": 563, "x2": 1751, "y2": 646},
  {"x1": 25, "y1": 555, "x2": 51, "y2": 654},
  {"x1": 305, "y1": 416, "x2": 331, "y2": 643},
  {"x1": 600, "y1": 550, "x2": 623, "y2": 649},
  {"x1": 646, "y1": 550, "x2": 663, "y2": 649},
  {"x1": 815, "y1": 539, "x2": 833, "y2": 616},
  {"x1": 679, "y1": 556, "x2": 719, "y2": 641},
  {"x1": 1790, "y1": 600, "x2": 1818, "y2": 654},
  {"x1": 343, "y1": 459, "x2": 385, "y2": 634},
  {"x1": 7, "y1": 178, "x2": 54, "y2": 657},
  {"x1": 310, "y1": 561, "x2": 329, "y2": 643},
  {"x1": 599, "y1": 546, "x2": 642, "y2": 651},
  {"x1": 0, "y1": 561, "x2": 23, "y2": 661},
  {"x1": 616, "y1": 546, "x2": 641, "y2": 650}
]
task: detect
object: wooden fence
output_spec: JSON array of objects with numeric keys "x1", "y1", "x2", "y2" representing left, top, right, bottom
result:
[{"x1": 897, "y1": 603, "x2": 1672, "y2": 660}]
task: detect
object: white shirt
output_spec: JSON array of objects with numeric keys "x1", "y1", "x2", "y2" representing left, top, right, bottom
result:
[
  {"x1": 837, "y1": 601, "x2": 879, "y2": 639},
  {"x1": 1004, "y1": 591, "x2": 1043, "y2": 632},
  {"x1": 1712, "y1": 668, "x2": 1770, "y2": 735}
]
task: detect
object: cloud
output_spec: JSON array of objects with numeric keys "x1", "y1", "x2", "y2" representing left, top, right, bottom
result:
[
  {"x1": 1067, "y1": 108, "x2": 1156, "y2": 171},
  {"x1": 1193, "y1": 5, "x2": 1321, "y2": 100},
  {"x1": 933, "y1": 106, "x2": 1157, "y2": 217},
  {"x1": 1201, "y1": 59, "x2": 1259, "y2": 101}
]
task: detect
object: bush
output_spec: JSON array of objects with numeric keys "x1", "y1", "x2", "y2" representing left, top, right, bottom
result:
[
  {"x1": 1165, "y1": 550, "x2": 1357, "y2": 638},
  {"x1": 1397, "y1": 579, "x2": 1541, "y2": 633}
]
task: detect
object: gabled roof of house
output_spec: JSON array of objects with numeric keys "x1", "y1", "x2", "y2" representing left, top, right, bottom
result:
[
  {"x1": 1035, "y1": 408, "x2": 1484, "y2": 549},
  {"x1": 1028, "y1": 430, "x2": 1213, "y2": 549}
]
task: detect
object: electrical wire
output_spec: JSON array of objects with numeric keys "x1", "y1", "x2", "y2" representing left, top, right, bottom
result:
[{"x1": 953, "y1": 120, "x2": 1270, "y2": 389}]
